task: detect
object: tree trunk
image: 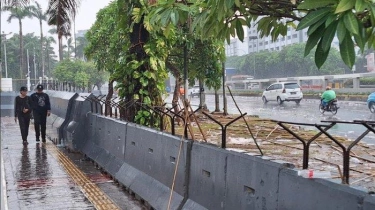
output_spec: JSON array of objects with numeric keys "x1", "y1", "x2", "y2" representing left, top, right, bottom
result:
[
  {"x1": 198, "y1": 78, "x2": 207, "y2": 111},
  {"x1": 123, "y1": 18, "x2": 150, "y2": 122},
  {"x1": 40, "y1": 20, "x2": 45, "y2": 78},
  {"x1": 46, "y1": 46, "x2": 50, "y2": 76},
  {"x1": 19, "y1": 18, "x2": 24, "y2": 79},
  {"x1": 105, "y1": 80, "x2": 114, "y2": 116},
  {"x1": 166, "y1": 61, "x2": 181, "y2": 114},
  {"x1": 214, "y1": 89, "x2": 220, "y2": 112},
  {"x1": 58, "y1": 35, "x2": 63, "y2": 61}
]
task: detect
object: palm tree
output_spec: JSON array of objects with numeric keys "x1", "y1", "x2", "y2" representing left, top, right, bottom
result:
[
  {"x1": 46, "y1": 0, "x2": 80, "y2": 61},
  {"x1": 1, "y1": 0, "x2": 28, "y2": 7},
  {"x1": 3, "y1": 5, "x2": 33, "y2": 79},
  {"x1": 30, "y1": 2, "x2": 47, "y2": 78},
  {"x1": 66, "y1": 37, "x2": 74, "y2": 59},
  {"x1": 44, "y1": 36, "x2": 56, "y2": 75},
  {"x1": 75, "y1": 36, "x2": 87, "y2": 60}
]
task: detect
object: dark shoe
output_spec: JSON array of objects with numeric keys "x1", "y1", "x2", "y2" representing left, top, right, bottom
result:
[
  {"x1": 42, "y1": 139, "x2": 46, "y2": 143},
  {"x1": 36, "y1": 137, "x2": 40, "y2": 142},
  {"x1": 23, "y1": 141, "x2": 28, "y2": 145}
]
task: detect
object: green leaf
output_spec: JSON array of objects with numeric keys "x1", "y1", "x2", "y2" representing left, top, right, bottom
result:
[
  {"x1": 170, "y1": 11, "x2": 177, "y2": 26},
  {"x1": 315, "y1": 39, "x2": 330, "y2": 69},
  {"x1": 335, "y1": 0, "x2": 355, "y2": 14},
  {"x1": 298, "y1": 0, "x2": 337, "y2": 9},
  {"x1": 307, "y1": 15, "x2": 328, "y2": 36},
  {"x1": 225, "y1": 0, "x2": 234, "y2": 11},
  {"x1": 343, "y1": 12, "x2": 359, "y2": 35},
  {"x1": 236, "y1": 19, "x2": 244, "y2": 41},
  {"x1": 297, "y1": 8, "x2": 332, "y2": 31},
  {"x1": 305, "y1": 24, "x2": 325, "y2": 56},
  {"x1": 353, "y1": 23, "x2": 365, "y2": 52},
  {"x1": 337, "y1": 19, "x2": 347, "y2": 43},
  {"x1": 234, "y1": 0, "x2": 240, "y2": 7},
  {"x1": 339, "y1": 33, "x2": 355, "y2": 68},
  {"x1": 325, "y1": 14, "x2": 337, "y2": 27},
  {"x1": 354, "y1": 0, "x2": 366, "y2": 12},
  {"x1": 321, "y1": 21, "x2": 338, "y2": 52}
]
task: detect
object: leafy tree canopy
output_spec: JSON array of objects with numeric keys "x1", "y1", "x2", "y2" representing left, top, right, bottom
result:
[{"x1": 148, "y1": 0, "x2": 375, "y2": 69}]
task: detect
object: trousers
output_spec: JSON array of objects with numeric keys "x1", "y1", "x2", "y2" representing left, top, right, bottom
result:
[
  {"x1": 33, "y1": 111, "x2": 47, "y2": 139},
  {"x1": 18, "y1": 114, "x2": 31, "y2": 141}
]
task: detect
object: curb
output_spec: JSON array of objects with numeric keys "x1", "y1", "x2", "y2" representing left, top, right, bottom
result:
[{"x1": 1, "y1": 148, "x2": 9, "y2": 210}]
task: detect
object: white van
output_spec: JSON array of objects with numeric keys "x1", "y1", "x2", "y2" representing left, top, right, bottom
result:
[{"x1": 262, "y1": 82, "x2": 303, "y2": 104}]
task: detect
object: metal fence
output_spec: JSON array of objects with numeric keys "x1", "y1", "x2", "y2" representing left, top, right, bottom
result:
[{"x1": 11, "y1": 79, "x2": 90, "y2": 93}]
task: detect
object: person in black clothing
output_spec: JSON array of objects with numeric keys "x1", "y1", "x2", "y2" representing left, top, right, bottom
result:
[
  {"x1": 14, "y1": 86, "x2": 32, "y2": 145},
  {"x1": 30, "y1": 84, "x2": 51, "y2": 143}
]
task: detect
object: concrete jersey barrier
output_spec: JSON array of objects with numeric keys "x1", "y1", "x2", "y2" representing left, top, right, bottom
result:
[
  {"x1": 47, "y1": 93, "x2": 375, "y2": 210},
  {"x1": 45, "y1": 91, "x2": 77, "y2": 143}
]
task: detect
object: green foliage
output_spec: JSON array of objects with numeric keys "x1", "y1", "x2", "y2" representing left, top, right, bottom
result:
[
  {"x1": 225, "y1": 43, "x2": 351, "y2": 79},
  {"x1": 52, "y1": 60, "x2": 108, "y2": 90},
  {"x1": 148, "y1": 0, "x2": 375, "y2": 70},
  {"x1": 0, "y1": 33, "x2": 58, "y2": 79}
]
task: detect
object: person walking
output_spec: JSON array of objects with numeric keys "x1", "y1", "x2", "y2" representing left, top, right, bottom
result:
[
  {"x1": 30, "y1": 84, "x2": 51, "y2": 143},
  {"x1": 14, "y1": 86, "x2": 32, "y2": 145}
]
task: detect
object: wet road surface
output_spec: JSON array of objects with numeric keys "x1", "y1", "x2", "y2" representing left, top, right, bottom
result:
[
  {"x1": 185, "y1": 95, "x2": 375, "y2": 144},
  {"x1": 1, "y1": 117, "x2": 145, "y2": 210}
]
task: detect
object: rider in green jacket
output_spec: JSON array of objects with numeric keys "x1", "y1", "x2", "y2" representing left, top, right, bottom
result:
[{"x1": 321, "y1": 86, "x2": 336, "y2": 109}]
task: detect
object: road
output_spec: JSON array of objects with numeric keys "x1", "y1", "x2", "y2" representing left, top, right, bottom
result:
[{"x1": 184, "y1": 95, "x2": 375, "y2": 144}]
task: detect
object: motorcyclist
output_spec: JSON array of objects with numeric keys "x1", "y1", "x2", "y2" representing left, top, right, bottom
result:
[{"x1": 321, "y1": 86, "x2": 336, "y2": 109}]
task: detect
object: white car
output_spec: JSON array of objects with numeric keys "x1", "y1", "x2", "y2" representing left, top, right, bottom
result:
[
  {"x1": 262, "y1": 82, "x2": 303, "y2": 104},
  {"x1": 188, "y1": 85, "x2": 200, "y2": 97}
]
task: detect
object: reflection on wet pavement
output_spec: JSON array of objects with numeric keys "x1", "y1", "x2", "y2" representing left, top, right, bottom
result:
[
  {"x1": 2, "y1": 118, "x2": 95, "y2": 209},
  {"x1": 2, "y1": 116, "x2": 145, "y2": 210}
]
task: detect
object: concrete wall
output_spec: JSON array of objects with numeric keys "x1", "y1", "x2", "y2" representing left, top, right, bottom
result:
[
  {"x1": 45, "y1": 91, "x2": 77, "y2": 143},
  {"x1": 0, "y1": 92, "x2": 16, "y2": 117},
  {"x1": 46, "y1": 94, "x2": 375, "y2": 210}
]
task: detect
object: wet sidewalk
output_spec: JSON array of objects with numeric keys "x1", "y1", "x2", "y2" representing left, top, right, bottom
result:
[{"x1": 0, "y1": 117, "x2": 123, "y2": 210}]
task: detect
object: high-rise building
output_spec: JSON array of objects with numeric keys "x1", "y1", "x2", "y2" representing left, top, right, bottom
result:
[
  {"x1": 75, "y1": 30, "x2": 88, "y2": 38},
  {"x1": 225, "y1": 21, "x2": 309, "y2": 56}
]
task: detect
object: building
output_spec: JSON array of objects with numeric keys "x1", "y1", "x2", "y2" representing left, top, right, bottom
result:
[
  {"x1": 225, "y1": 21, "x2": 309, "y2": 56},
  {"x1": 75, "y1": 30, "x2": 88, "y2": 38}
]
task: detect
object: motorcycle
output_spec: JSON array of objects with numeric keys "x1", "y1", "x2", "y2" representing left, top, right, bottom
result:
[{"x1": 319, "y1": 99, "x2": 339, "y2": 115}]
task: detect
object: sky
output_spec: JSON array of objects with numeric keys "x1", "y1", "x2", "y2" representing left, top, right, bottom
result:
[{"x1": 1, "y1": 0, "x2": 113, "y2": 50}]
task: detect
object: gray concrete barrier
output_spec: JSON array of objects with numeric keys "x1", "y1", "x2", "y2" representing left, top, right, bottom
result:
[
  {"x1": 47, "y1": 92, "x2": 375, "y2": 210},
  {"x1": 224, "y1": 151, "x2": 280, "y2": 210},
  {"x1": 120, "y1": 123, "x2": 189, "y2": 210},
  {"x1": 364, "y1": 195, "x2": 375, "y2": 209},
  {"x1": 278, "y1": 168, "x2": 368, "y2": 210},
  {"x1": 0, "y1": 92, "x2": 17, "y2": 117},
  {"x1": 63, "y1": 93, "x2": 92, "y2": 150},
  {"x1": 45, "y1": 91, "x2": 77, "y2": 142}
]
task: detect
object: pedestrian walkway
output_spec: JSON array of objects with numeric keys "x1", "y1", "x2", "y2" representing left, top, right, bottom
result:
[{"x1": 1, "y1": 117, "x2": 118, "y2": 210}]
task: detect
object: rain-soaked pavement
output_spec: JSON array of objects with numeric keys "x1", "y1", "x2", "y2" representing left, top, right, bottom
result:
[{"x1": 1, "y1": 117, "x2": 145, "y2": 210}]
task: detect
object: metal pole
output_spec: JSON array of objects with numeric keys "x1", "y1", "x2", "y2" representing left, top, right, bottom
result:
[
  {"x1": 253, "y1": 39, "x2": 255, "y2": 78},
  {"x1": 4, "y1": 39, "x2": 8, "y2": 78},
  {"x1": 222, "y1": 62, "x2": 228, "y2": 115},
  {"x1": 184, "y1": 43, "x2": 188, "y2": 100},
  {"x1": 33, "y1": 47, "x2": 37, "y2": 82},
  {"x1": 27, "y1": 49, "x2": 31, "y2": 90}
]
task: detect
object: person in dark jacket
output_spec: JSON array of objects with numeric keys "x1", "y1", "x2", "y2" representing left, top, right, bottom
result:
[
  {"x1": 14, "y1": 86, "x2": 32, "y2": 145},
  {"x1": 30, "y1": 84, "x2": 51, "y2": 142}
]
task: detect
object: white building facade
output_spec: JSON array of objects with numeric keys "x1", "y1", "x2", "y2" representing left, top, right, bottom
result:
[{"x1": 225, "y1": 22, "x2": 309, "y2": 56}]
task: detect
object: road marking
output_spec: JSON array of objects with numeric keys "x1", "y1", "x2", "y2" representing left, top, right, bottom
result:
[{"x1": 46, "y1": 143, "x2": 120, "y2": 210}]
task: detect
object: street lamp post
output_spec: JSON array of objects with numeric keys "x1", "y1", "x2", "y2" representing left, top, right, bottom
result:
[
  {"x1": 27, "y1": 49, "x2": 31, "y2": 90},
  {"x1": 1, "y1": 31, "x2": 12, "y2": 78},
  {"x1": 249, "y1": 36, "x2": 258, "y2": 78}
]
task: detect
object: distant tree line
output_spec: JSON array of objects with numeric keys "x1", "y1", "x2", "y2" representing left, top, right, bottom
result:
[{"x1": 225, "y1": 43, "x2": 373, "y2": 79}]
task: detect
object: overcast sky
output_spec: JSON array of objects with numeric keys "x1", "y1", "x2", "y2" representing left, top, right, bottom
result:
[{"x1": 1, "y1": 0, "x2": 113, "y2": 49}]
